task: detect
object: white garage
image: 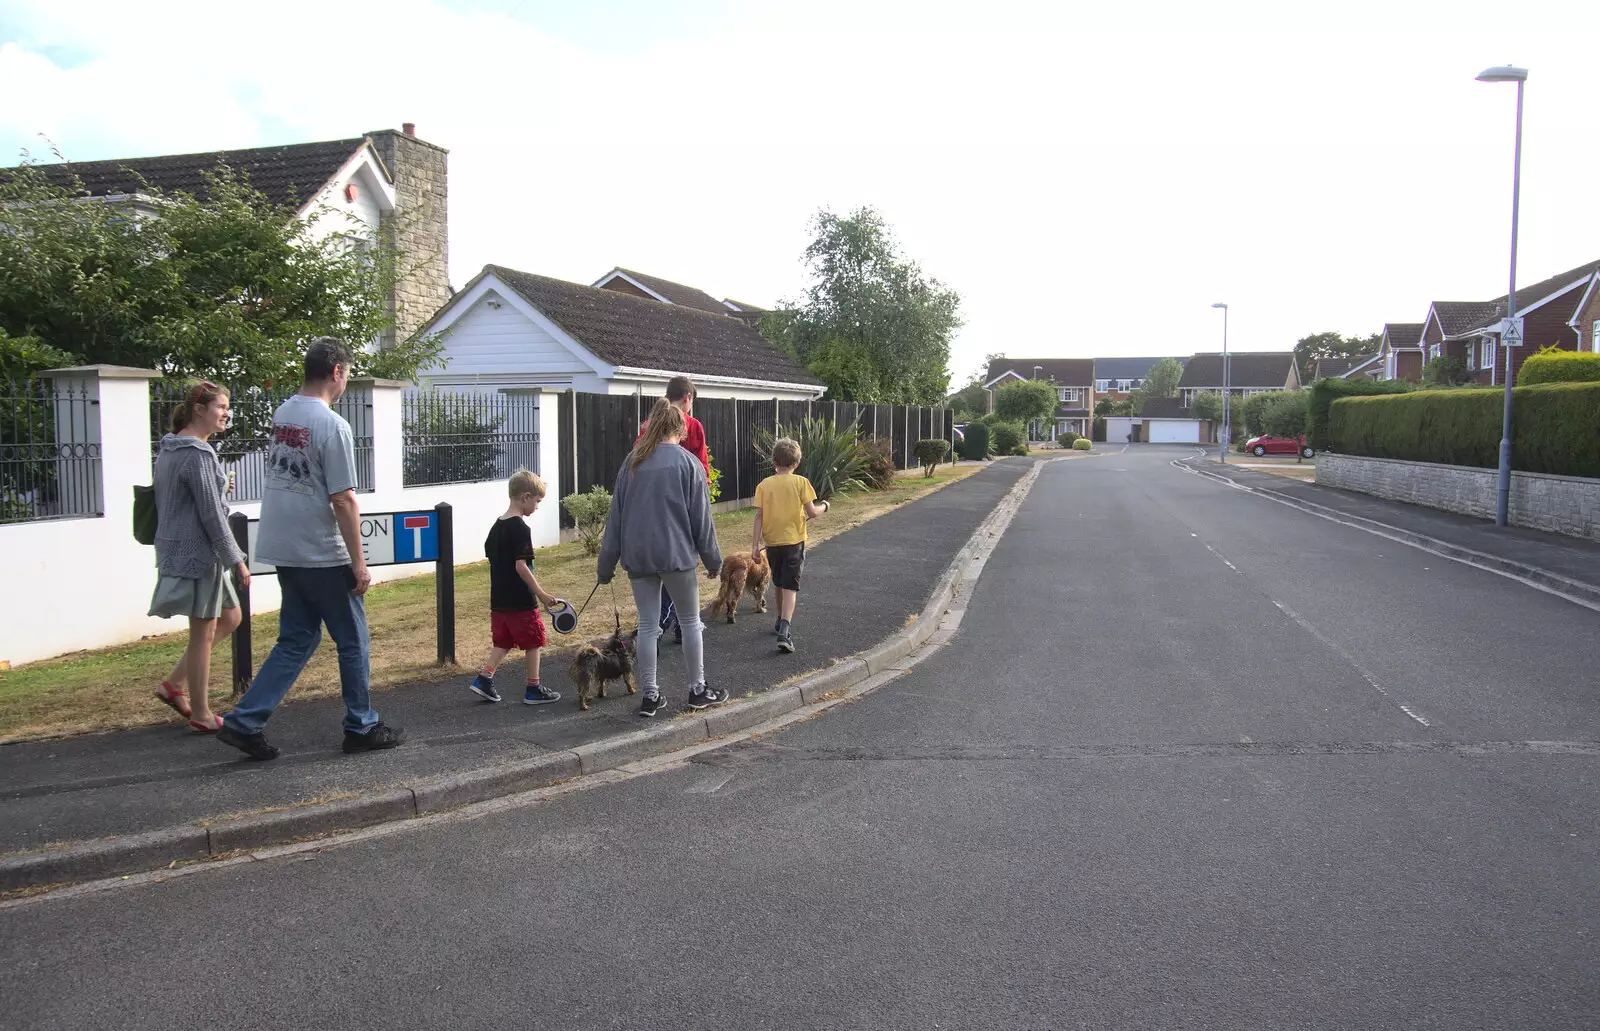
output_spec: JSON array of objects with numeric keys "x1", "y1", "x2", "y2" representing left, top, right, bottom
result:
[
  {"x1": 1146, "y1": 419, "x2": 1204, "y2": 444},
  {"x1": 1104, "y1": 417, "x2": 1136, "y2": 443}
]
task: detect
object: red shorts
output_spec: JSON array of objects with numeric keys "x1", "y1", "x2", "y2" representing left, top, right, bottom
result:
[{"x1": 491, "y1": 609, "x2": 546, "y2": 651}]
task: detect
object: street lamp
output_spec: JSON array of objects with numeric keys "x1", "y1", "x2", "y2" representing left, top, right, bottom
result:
[
  {"x1": 1477, "y1": 64, "x2": 1528, "y2": 527},
  {"x1": 1212, "y1": 302, "x2": 1229, "y2": 463}
]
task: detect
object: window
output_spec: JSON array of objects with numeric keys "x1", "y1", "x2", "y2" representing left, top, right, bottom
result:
[
  {"x1": 1095, "y1": 379, "x2": 1109, "y2": 391},
  {"x1": 1058, "y1": 387, "x2": 1081, "y2": 404},
  {"x1": 1430, "y1": 343, "x2": 1441, "y2": 359},
  {"x1": 1483, "y1": 338, "x2": 1496, "y2": 372},
  {"x1": 1181, "y1": 389, "x2": 1196, "y2": 406},
  {"x1": 1464, "y1": 340, "x2": 1477, "y2": 370},
  {"x1": 1592, "y1": 320, "x2": 1599, "y2": 353}
]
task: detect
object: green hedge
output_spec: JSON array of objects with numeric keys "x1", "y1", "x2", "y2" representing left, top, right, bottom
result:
[
  {"x1": 1307, "y1": 377, "x2": 1413, "y2": 451},
  {"x1": 988, "y1": 421, "x2": 1025, "y2": 456},
  {"x1": 957, "y1": 422, "x2": 989, "y2": 462},
  {"x1": 1519, "y1": 347, "x2": 1600, "y2": 385},
  {"x1": 1328, "y1": 382, "x2": 1600, "y2": 478}
]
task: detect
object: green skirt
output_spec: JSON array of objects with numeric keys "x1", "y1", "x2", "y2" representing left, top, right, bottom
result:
[{"x1": 149, "y1": 564, "x2": 239, "y2": 620}]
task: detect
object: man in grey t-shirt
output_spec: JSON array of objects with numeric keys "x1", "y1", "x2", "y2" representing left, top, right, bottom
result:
[{"x1": 219, "y1": 338, "x2": 405, "y2": 761}]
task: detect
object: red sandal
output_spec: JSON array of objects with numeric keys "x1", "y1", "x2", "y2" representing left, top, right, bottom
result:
[
  {"x1": 155, "y1": 681, "x2": 191, "y2": 719},
  {"x1": 188, "y1": 714, "x2": 224, "y2": 733}
]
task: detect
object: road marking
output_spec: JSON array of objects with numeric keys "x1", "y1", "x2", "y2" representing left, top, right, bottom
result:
[
  {"x1": 1399, "y1": 706, "x2": 1432, "y2": 727},
  {"x1": 1202, "y1": 542, "x2": 1240, "y2": 572},
  {"x1": 685, "y1": 772, "x2": 735, "y2": 794},
  {"x1": 1270, "y1": 599, "x2": 1444, "y2": 731}
]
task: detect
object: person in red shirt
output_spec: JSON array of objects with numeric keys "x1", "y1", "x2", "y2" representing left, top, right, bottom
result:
[{"x1": 636, "y1": 376, "x2": 709, "y2": 644}]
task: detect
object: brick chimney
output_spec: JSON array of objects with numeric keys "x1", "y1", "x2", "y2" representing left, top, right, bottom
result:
[{"x1": 367, "y1": 124, "x2": 449, "y2": 348}]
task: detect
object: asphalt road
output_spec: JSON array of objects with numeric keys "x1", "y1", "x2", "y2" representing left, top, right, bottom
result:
[{"x1": 5, "y1": 445, "x2": 1597, "y2": 1030}]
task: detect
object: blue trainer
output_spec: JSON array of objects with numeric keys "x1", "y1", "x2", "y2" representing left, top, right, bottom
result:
[
  {"x1": 469, "y1": 674, "x2": 502, "y2": 703},
  {"x1": 524, "y1": 683, "x2": 561, "y2": 705}
]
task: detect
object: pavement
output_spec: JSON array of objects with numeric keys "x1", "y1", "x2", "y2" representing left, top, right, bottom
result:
[
  {"x1": 5, "y1": 444, "x2": 1597, "y2": 1030},
  {"x1": 1182, "y1": 453, "x2": 1600, "y2": 600},
  {"x1": 0, "y1": 459, "x2": 1029, "y2": 881}
]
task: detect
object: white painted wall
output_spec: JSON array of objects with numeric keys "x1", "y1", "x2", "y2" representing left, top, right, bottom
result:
[
  {"x1": 0, "y1": 376, "x2": 563, "y2": 668},
  {"x1": 303, "y1": 153, "x2": 390, "y2": 247}
]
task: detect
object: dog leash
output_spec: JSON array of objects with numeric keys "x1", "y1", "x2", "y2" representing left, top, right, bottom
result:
[{"x1": 573, "y1": 581, "x2": 602, "y2": 620}]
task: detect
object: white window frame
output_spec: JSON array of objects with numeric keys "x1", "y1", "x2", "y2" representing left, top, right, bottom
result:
[
  {"x1": 1482, "y1": 337, "x2": 1496, "y2": 373},
  {"x1": 1058, "y1": 387, "x2": 1081, "y2": 404},
  {"x1": 1592, "y1": 319, "x2": 1600, "y2": 353},
  {"x1": 1095, "y1": 379, "x2": 1109, "y2": 391}
]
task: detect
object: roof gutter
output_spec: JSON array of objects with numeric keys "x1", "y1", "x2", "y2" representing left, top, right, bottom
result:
[{"x1": 611, "y1": 366, "x2": 827, "y2": 396}]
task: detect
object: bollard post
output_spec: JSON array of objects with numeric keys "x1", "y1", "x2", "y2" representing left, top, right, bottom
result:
[
  {"x1": 228, "y1": 511, "x2": 253, "y2": 695},
  {"x1": 434, "y1": 501, "x2": 456, "y2": 665}
]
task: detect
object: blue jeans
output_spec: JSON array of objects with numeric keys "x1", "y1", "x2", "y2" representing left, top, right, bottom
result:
[{"x1": 225, "y1": 565, "x2": 379, "y2": 736}]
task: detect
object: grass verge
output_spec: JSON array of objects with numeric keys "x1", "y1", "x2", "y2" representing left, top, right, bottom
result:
[{"x1": 0, "y1": 464, "x2": 981, "y2": 742}]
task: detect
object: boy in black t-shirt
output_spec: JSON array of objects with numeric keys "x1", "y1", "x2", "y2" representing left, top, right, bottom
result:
[{"x1": 469, "y1": 470, "x2": 562, "y2": 705}]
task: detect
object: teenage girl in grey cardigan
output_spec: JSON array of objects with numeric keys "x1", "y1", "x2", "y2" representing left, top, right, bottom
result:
[{"x1": 150, "y1": 382, "x2": 251, "y2": 732}]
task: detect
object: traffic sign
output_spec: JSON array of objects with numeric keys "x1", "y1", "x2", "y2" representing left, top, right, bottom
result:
[
  {"x1": 1499, "y1": 317, "x2": 1525, "y2": 348},
  {"x1": 246, "y1": 509, "x2": 441, "y2": 574}
]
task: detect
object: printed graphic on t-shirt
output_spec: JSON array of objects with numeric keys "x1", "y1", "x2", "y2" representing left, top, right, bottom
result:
[{"x1": 266, "y1": 424, "x2": 316, "y2": 495}]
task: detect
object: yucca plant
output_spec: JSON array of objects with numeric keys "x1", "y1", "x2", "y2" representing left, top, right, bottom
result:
[{"x1": 752, "y1": 415, "x2": 869, "y2": 501}]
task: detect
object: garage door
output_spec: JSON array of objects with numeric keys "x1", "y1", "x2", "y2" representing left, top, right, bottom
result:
[
  {"x1": 1105, "y1": 417, "x2": 1134, "y2": 442},
  {"x1": 1147, "y1": 420, "x2": 1199, "y2": 443}
]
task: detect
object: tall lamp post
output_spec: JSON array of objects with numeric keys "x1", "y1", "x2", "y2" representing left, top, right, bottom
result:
[
  {"x1": 1212, "y1": 302, "x2": 1229, "y2": 463},
  {"x1": 1477, "y1": 64, "x2": 1527, "y2": 528}
]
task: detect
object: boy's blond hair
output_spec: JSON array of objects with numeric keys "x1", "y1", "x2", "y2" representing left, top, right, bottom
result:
[
  {"x1": 771, "y1": 438, "x2": 802, "y2": 469},
  {"x1": 509, "y1": 468, "x2": 546, "y2": 498}
]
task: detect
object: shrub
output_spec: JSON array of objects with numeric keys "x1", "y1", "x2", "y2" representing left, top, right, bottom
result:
[
  {"x1": 913, "y1": 438, "x2": 951, "y2": 476},
  {"x1": 1519, "y1": 347, "x2": 1600, "y2": 386},
  {"x1": 1307, "y1": 377, "x2": 1412, "y2": 452},
  {"x1": 1327, "y1": 382, "x2": 1600, "y2": 478},
  {"x1": 753, "y1": 415, "x2": 867, "y2": 500},
  {"x1": 402, "y1": 390, "x2": 505, "y2": 486},
  {"x1": 706, "y1": 449, "x2": 723, "y2": 503},
  {"x1": 1071, "y1": 438, "x2": 1091, "y2": 451},
  {"x1": 957, "y1": 422, "x2": 989, "y2": 462},
  {"x1": 562, "y1": 485, "x2": 613, "y2": 555},
  {"x1": 1423, "y1": 355, "x2": 1471, "y2": 386},
  {"x1": 1091, "y1": 417, "x2": 1106, "y2": 442},
  {"x1": 1259, "y1": 390, "x2": 1310, "y2": 439},
  {"x1": 988, "y1": 421, "x2": 1025, "y2": 456},
  {"x1": 1237, "y1": 392, "x2": 1278, "y2": 437},
  {"x1": 1057, "y1": 430, "x2": 1080, "y2": 448},
  {"x1": 859, "y1": 436, "x2": 897, "y2": 490},
  {"x1": 1011, "y1": 444, "x2": 1029, "y2": 456}
]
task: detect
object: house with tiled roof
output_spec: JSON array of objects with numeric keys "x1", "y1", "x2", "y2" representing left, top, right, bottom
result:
[
  {"x1": 1568, "y1": 271, "x2": 1600, "y2": 354},
  {"x1": 414, "y1": 265, "x2": 824, "y2": 400},
  {"x1": 1311, "y1": 355, "x2": 1377, "y2": 381},
  {"x1": 1093, "y1": 356, "x2": 1188, "y2": 401},
  {"x1": 1370, "y1": 323, "x2": 1425, "y2": 382},
  {"x1": 5, "y1": 125, "x2": 450, "y2": 345},
  {"x1": 981, "y1": 357, "x2": 1096, "y2": 439},
  {"x1": 1418, "y1": 258, "x2": 1600, "y2": 385},
  {"x1": 1177, "y1": 352, "x2": 1300, "y2": 406},
  {"x1": 594, "y1": 268, "x2": 733, "y2": 316}
]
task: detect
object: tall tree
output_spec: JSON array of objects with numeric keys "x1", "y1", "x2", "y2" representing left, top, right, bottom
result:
[
  {"x1": 992, "y1": 380, "x2": 1056, "y2": 427},
  {"x1": 1295, "y1": 330, "x2": 1381, "y2": 381},
  {"x1": 761, "y1": 207, "x2": 962, "y2": 405},
  {"x1": 0, "y1": 162, "x2": 442, "y2": 384},
  {"x1": 1142, "y1": 357, "x2": 1185, "y2": 398}
]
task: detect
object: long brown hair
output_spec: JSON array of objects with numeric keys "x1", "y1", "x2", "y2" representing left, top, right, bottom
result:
[
  {"x1": 631, "y1": 398, "x2": 685, "y2": 469},
  {"x1": 170, "y1": 381, "x2": 228, "y2": 434}
]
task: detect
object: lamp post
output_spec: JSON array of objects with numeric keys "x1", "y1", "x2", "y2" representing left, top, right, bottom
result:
[
  {"x1": 1212, "y1": 302, "x2": 1229, "y2": 463},
  {"x1": 1477, "y1": 64, "x2": 1527, "y2": 528}
]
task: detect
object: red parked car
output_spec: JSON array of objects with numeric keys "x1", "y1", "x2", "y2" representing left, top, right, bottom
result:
[{"x1": 1246, "y1": 434, "x2": 1314, "y2": 458}]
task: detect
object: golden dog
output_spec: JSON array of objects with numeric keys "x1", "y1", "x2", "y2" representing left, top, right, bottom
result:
[{"x1": 709, "y1": 552, "x2": 770, "y2": 624}]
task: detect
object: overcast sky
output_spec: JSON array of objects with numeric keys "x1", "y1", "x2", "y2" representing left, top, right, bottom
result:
[{"x1": 3, "y1": 0, "x2": 1597, "y2": 385}]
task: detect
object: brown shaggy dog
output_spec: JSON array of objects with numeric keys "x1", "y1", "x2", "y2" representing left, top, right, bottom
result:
[
  {"x1": 710, "y1": 552, "x2": 770, "y2": 624},
  {"x1": 567, "y1": 628, "x2": 637, "y2": 711}
]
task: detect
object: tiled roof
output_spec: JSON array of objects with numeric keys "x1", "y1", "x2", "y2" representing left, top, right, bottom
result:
[
  {"x1": 1500, "y1": 257, "x2": 1600, "y2": 317},
  {"x1": 1139, "y1": 397, "x2": 1196, "y2": 419},
  {"x1": 1312, "y1": 356, "x2": 1374, "y2": 380},
  {"x1": 1092, "y1": 356, "x2": 1188, "y2": 380},
  {"x1": 1177, "y1": 352, "x2": 1297, "y2": 389},
  {"x1": 722, "y1": 299, "x2": 769, "y2": 313},
  {"x1": 602, "y1": 268, "x2": 731, "y2": 315},
  {"x1": 1431, "y1": 301, "x2": 1504, "y2": 336},
  {"x1": 7, "y1": 138, "x2": 370, "y2": 209},
  {"x1": 983, "y1": 357, "x2": 1095, "y2": 388},
  {"x1": 484, "y1": 265, "x2": 824, "y2": 388},
  {"x1": 1382, "y1": 323, "x2": 1424, "y2": 347}
]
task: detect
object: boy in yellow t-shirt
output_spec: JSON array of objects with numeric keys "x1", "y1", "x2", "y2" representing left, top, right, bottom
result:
[{"x1": 752, "y1": 438, "x2": 829, "y2": 653}]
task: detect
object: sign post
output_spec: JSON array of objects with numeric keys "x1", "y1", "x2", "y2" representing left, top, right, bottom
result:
[
  {"x1": 228, "y1": 511, "x2": 253, "y2": 696},
  {"x1": 433, "y1": 502, "x2": 455, "y2": 665}
]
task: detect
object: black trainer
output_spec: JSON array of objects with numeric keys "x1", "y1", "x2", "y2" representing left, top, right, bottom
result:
[
  {"x1": 218, "y1": 725, "x2": 280, "y2": 762},
  {"x1": 343, "y1": 722, "x2": 405, "y2": 754},
  {"x1": 777, "y1": 631, "x2": 795, "y2": 654},
  {"x1": 638, "y1": 695, "x2": 664, "y2": 718},
  {"x1": 685, "y1": 686, "x2": 727, "y2": 710}
]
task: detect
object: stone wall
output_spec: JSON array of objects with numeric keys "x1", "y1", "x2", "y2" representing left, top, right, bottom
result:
[
  {"x1": 369, "y1": 128, "x2": 450, "y2": 348},
  {"x1": 1319, "y1": 453, "x2": 1600, "y2": 541}
]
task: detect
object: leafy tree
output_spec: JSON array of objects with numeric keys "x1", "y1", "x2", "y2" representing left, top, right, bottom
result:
[
  {"x1": 992, "y1": 379, "x2": 1056, "y2": 428},
  {"x1": 1423, "y1": 355, "x2": 1471, "y2": 386},
  {"x1": 1260, "y1": 391, "x2": 1310, "y2": 439},
  {"x1": 1142, "y1": 357, "x2": 1185, "y2": 399},
  {"x1": 562, "y1": 486, "x2": 612, "y2": 556},
  {"x1": 0, "y1": 161, "x2": 443, "y2": 387},
  {"x1": 1189, "y1": 390, "x2": 1223, "y2": 425},
  {"x1": 1127, "y1": 388, "x2": 1148, "y2": 414},
  {"x1": 946, "y1": 377, "x2": 988, "y2": 420},
  {"x1": 1295, "y1": 330, "x2": 1381, "y2": 382},
  {"x1": 1239, "y1": 392, "x2": 1280, "y2": 436},
  {"x1": 760, "y1": 207, "x2": 962, "y2": 405}
]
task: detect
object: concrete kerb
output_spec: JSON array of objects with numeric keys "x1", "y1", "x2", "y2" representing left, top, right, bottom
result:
[
  {"x1": 1175, "y1": 457, "x2": 1600, "y2": 613},
  {"x1": 0, "y1": 460, "x2": 1050, "y2": 895}
]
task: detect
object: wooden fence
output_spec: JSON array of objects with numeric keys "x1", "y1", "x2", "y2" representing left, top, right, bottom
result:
[{"x1": 557, "y1": 393, "x2": 952, "y2": 526}]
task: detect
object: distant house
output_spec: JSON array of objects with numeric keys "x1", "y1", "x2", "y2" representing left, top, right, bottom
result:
[
  {"x1": 416, "y1": 265, "x2": 824, "y2": 400},
  {"x1": 1372, "y1": 323, "x2": 1425, "y2": 382},
  {"x1": 982, "y1": 357, "x2": 1096, "y2": 439},
  {"x1": 1418, "y1": 258, "x2": 1600, "y2": 385},
  {"x1": 593, "y1": 267, "x2": 735, "y2": 315},
  {"x1": 6, "y1": 125, "x2": 451, "y2": 347},
  {"x1": 1312, "y1": 355, "x2": 1377, "y2": 381},
  {"x1": 1134, "y1": 396, "x2": 1210, "y2": 444},
  {"x1": 1093, "y1": 356, "x2": 1188, "y2": 401},
  {"x1": 1177, "y1": 352, "x2": 1301, "y2": 406}
]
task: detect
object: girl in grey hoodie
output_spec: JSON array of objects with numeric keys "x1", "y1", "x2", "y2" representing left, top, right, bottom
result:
[
  {"x1": 597, "y1": 400, "x2": 724, "y2": 717},
  {"x1": 149, "y1": 382, "x2": 251, "y2": 732}
]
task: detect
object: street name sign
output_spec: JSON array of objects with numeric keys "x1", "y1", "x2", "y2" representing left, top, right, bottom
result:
[{"x1": 245, "y1": 510, "x2": 441, "y2": 575}]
